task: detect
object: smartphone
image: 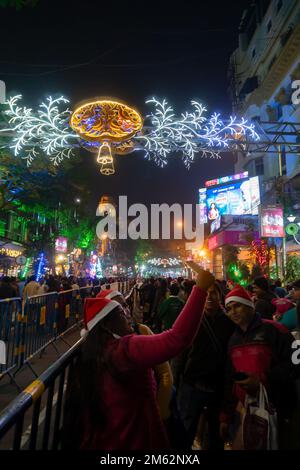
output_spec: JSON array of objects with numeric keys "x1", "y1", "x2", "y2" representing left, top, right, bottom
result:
[{"x1": 232, "y1": 371, "x2": 249, "y2": 382}]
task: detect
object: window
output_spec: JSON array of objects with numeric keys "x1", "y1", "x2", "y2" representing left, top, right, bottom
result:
[
  {"x1": 267, "y1": 19, "x2": 272, "y2": 32},
  {"x1": 252, "y1": 48, "x2": 256, "y2": 58},
  {"x1": 276, "y1": 0, "x2": 283, "y2": 14}
]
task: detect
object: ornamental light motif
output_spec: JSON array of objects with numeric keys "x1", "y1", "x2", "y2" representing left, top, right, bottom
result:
[
  {"x1": 147, "y1": 257, "x2": 182, "y2": 267},
  {"x1": 0, "y1": 95, "x2": 260, "y2": 175}
]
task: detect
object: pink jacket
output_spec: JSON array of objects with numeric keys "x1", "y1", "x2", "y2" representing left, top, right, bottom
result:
[{"x1": 82, "y1": 286, "x2": 207, "y2": 450}]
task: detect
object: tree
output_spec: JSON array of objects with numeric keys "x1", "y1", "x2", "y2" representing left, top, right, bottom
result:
[
  {"x1": 0, "y1": 0, "x2": 39, "y2": 9},
  {"x1": 251, "y1": 264, "x2": 263, "y2": 280},
  {"x1": 223, "y1": 245, "x2": 239, "y2": 275},
  {"x1": 239, "y1": 262, "x2": 250, "y2": 283},
  {"x1": 285, "y1": 255, "x2": 300, "y2": 284}
]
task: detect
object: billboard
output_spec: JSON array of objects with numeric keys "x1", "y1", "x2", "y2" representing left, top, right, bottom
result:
[
  {"x1": 55, "y1": 237, "x2": 68, "y2": 253},
  {"x1": 199, "y1": 175, "x2": 260, "y2": 223},
  {"x1": 259, "y1": 206, "x2": 284, "y2": 238}
]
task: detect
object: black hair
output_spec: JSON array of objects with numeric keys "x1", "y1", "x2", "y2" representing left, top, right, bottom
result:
[
  {"x1": 62, "y1": 305, "x2": 123, "y2": 449},
  {"x1": 169, "y1": 283, "x2": 180, "y2": 296}
]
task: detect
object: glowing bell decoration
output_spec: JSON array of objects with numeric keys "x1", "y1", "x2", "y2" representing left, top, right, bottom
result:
[
  {"x1": 97, "y1": 142, "x2": 113, "y2": 164},
  {"x1": 70, "y1": 99, "x2": 143, "y2": 175}
]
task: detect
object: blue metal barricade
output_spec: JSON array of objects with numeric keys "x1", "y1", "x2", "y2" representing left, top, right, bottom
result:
[
  {"x1": 21, "y1": 292, "x2": 59, "y2": 366},
  {"x1": 0, "y1": 298, "x2": 23, "y2": 379}
]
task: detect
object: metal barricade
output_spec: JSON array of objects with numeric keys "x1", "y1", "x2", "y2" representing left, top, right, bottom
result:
[
  {"x1": 21, "y1": 292, "x2": 59, "y2": 366},
  {"x1": 0, "y1": 298, "x2": 22, "y2": 379},
  {"x1": 0, "y1": 338, "x2": 83, "y2": 450}
]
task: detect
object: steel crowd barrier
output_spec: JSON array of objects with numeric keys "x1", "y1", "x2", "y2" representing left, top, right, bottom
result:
[
  {"x1": 0, "y1": 338, "x2": 83, "y2": 450},
  {"x1": 21, "y1": 292, "x2": 59, "y2": 369},
  {"x1": 0, "y1": 282, "x2": 135, "y2": 383},
  {"x1": 0, "y1": 298, "x2": 23, "y2": 380}
]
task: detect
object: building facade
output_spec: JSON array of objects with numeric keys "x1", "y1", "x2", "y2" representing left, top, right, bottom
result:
[{"x1": 229, "y1": 0, "x2": 300, "y2": 271}]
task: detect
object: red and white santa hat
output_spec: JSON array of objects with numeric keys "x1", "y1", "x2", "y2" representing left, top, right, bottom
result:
[
  {"x1": 96, "y1": 289, "x2": 123, "y2": 300},
  {"x1": 225, "y1": 285, "x2": 254, "y2": 309},
  {"x1": 80, "y1": 297, "x2": 119, "y2": 337}
]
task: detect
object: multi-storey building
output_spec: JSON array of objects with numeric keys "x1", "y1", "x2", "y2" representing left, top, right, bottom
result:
[{"x1": 229, "y1": 0, "x2": 300, "y2": 266}]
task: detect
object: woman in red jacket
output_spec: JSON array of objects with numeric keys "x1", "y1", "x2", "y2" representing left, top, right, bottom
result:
[{"x1": 62, "y1": 264, "x2": 214, "y2": 450}]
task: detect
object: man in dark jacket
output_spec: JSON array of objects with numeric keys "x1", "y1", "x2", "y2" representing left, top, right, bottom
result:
[
  {"x1": 220, "y1": 285, "x2": 296, "y2": 449},
  {"x1": 176, "y1": 282, "x2": 235, "y2": 449},
  {"x1": 157, "y1": 282, "x2": 184, "y2": 331},
  {"x1": 253, "y1": 276, "x2": 277, "y2": 319}
]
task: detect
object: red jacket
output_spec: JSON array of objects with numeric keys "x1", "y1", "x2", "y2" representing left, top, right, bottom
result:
[
  {"x1": 220, "y1": 315, "x2": 294, "y2": 424},
  {"x1": 82, "y1": 286, "x2": 207, "y2": 450}
]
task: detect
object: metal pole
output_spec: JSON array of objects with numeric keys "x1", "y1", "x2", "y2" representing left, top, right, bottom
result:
[{"x1": 278, "y1": 145, "x2": 286, "y2": 280}]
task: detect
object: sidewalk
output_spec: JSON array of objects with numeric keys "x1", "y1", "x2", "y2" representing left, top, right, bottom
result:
[{"x1": 0, "y1": 324, "x2": 82, "y2": 413}]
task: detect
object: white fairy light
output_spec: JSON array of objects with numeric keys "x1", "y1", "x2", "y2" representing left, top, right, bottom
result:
[
  {"x1": 0, "y1": 95, "x2": 79, "y2": 166},
  {"x1": 135, "y1": 98, "x2": 260, "y2": 167},
  {"x1": 0, "y1": 95, "x2": 260, "y2": 169}
]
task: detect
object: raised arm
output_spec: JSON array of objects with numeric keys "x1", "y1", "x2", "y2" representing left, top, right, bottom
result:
[{"x1": 111, "y1": 266, "x2": 214, "y2": 370}]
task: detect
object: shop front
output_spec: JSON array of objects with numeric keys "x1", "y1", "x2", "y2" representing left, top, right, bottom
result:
[
  {"x1": 208, "y1": 229, "x2": 260, "y2": 280},
  {"x1": 0, "y1": 242, "x2": 25, "y2": 277}
]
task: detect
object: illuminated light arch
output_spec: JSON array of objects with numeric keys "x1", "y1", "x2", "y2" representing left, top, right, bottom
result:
[{"x1": 0, "y1": 95, "x2": 260, "y2": 175}]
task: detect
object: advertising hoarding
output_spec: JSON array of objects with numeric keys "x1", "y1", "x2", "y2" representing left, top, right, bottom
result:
[
  {"x1": 259, "y1": 206, "x2": 284, "y2": 238},
  {"x1": 55, "y1": 237, "x2": 68, "y2": 253},
  {"x1": 199, "y1": 175, "x2": 260, "y2": 223}
]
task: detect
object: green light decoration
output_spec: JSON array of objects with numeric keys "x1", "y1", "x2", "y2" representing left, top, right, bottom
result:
[
  {"x1": 21, "y1": 256, "x2": 31, "y2": 279},
  {"x1": 227, "y1": 263, "x2": 247, "y2": 285}
]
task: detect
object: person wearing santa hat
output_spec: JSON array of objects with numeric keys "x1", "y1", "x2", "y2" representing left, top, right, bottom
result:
[
  {"x1": 220, "y1": 285, "x2": 296, "y2": 449},
  {"x1": 62, "y1": 262, "x2": 214, "y2": 450},
  {"x1": 96, "y1": 287, "x2": 174, "y2": 428}
]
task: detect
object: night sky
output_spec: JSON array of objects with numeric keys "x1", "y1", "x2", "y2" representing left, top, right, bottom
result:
[{"x1": 0, "y1": 0, "x2": 250, "y2": 214}]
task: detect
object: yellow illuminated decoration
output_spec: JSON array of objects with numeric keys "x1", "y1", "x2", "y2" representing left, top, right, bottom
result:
[
  {"x1": 70, "y1": 99, "x2": 143, "y2": 175},
  {"x1": 0, "y1": 248, "x2": 23, "y2": 258}
]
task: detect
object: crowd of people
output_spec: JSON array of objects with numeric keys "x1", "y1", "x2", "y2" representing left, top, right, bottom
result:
[
  {"x1": 61, "y1": 267, "x2": 300, "y2": 451},
  {"x1": 0, "y1": 275, "x2": 126, "y2": 301}
]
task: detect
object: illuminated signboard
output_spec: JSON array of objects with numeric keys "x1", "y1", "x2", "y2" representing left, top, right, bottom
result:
[
  {"x1": 259, "y1": 206, "x2": 284, "y2": 238},
  {"x1": 205, "y1": 172, "x2": 248, "y2": 188},
  {"x1": 55, "y1": 237, "x2": 68, "y2": 253},
  {"x1": 0, "y1": 248, "x2": 23, "y2": 258},
  {"x1": 199, "y1": 175, "x2": 260, "y2": 223}
]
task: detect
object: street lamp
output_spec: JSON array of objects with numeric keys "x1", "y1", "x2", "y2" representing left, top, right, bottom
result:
[{"x1": 287, "y1": 214, "x2": 296, "y2": 223}]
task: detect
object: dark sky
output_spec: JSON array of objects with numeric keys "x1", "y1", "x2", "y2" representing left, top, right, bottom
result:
[{"x1": 0, "y1": 0, "x2": 250, "y2": 212}]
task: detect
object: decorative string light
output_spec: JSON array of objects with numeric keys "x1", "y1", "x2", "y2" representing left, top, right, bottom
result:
[
  {"x1": 251, "y1": 239, "x2": 269, "y2": 268},
  {"x1": 147, "y1": 257, "x2": 181, "y2": 267},
  {"x1": 0, "y1": 95, "x2": 260, "y2": 172}
]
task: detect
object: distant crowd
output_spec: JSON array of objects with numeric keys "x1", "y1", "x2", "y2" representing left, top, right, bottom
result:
[{"x1": 0, "y1": 275, "x2": 127, "y2": 301}]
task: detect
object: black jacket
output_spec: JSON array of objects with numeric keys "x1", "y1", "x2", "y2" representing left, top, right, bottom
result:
[
  {"x1": 173, "y1": 309, "x2": 235, "y2": 390},
  {"x1": 254, "y1": 291, "x2": 277, "y2": 319}
]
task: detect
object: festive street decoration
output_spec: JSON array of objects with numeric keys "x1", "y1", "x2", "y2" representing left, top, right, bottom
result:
[
  {"x1": 147, "y1": 257, "x2": 182, "y2": 268},
  {"x1": 21, "y1": 256, "x2": 31, "y2": 279},
  {"x1": 70, "y1": 99, "x2": 143, "y2": 175},
  {"x1": 0, "y1": 94, "x2": 260, "y2": 175},
  {"x1": 36, "y1": 252, "x2": 45, "y2": 281},
  {"x1": 0, "y1": 95, "x2": 77, "y2": 166},
  {"x1": 285, "y1": 219, "x2": 300, "y2": 244},
  {"x1": 251, "y1": 239, "x2": 270, "y2": 269}
]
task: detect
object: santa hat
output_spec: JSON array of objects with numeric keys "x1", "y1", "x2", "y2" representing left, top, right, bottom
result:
[
  {"x1": 225, "y1": 285, "x2": 254, "y2": 309},
  {"x1": 96, "y1": 289, "x2": 123, "y2": 300},
  {"x1": 80, "y1": 297, "x2": 119, "y2": 338},
  {"x1": 271, "y1": 297, "x2": 294, "y2": 315}
]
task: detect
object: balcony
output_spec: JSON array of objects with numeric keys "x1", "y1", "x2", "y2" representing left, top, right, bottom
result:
[{"x1": 244, "y1": 21, "x2": 300, "y2": 108}]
